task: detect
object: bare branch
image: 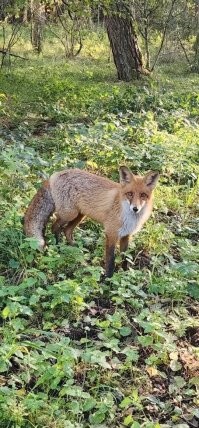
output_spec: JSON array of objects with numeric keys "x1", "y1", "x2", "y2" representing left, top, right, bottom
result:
[
  {"x1": 0, "y1": 49, "x2": 28, "y2": 64},
  {"x1": 1, "y1": 21, "x2": 24, "y2": 68},
  {"x1": 55, "y1": 2, "x2": 68, "y2": 31},
  {"x1": 74, "y1": 31, "x2": 83, "y2": 56},
  {"x1": 46, "y1": 24, "x2": 66, "y2": 49},
  {"x1": 177, "y1": 33, "x2": 191, "y2": 65},
  {"x1": 150, "y1": 0, "x2": 178, "y2": 71}
]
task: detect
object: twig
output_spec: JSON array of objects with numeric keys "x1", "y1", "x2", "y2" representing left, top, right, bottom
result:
[{"x1": 181, "y1": 416, "x2": 198, "y2": 428}]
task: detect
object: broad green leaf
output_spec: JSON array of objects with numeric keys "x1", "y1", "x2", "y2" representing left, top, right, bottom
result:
[{"x1": 89, "y1": 410, "x2": 106, "y2": 424}]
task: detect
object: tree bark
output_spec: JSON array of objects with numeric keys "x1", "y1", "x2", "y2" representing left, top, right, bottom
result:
[
  {"x1": 31, "y1": 0, "x2": 45, "y2": 54},
  {"x1": 105, "y1": 1, "x2": 148, "y2": 81}
]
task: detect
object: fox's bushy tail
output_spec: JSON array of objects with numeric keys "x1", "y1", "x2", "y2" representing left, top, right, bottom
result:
[{"x1": 24, "y1": 181, "x2": 55, "y2": 249}]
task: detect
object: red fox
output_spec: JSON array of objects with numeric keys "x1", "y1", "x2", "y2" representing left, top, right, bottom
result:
[{"x1": 24, "y1": 167, "x2": 159, "y2": 277}]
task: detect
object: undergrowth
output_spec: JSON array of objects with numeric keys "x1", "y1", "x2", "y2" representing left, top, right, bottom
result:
[{"x1": 0, "y1": 30, "x2": 199, "y2": 428}]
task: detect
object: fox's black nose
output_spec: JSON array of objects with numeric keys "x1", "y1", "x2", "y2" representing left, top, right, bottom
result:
[{"x1": 133, "y1": 207, "x2": 138, "y2": 213}]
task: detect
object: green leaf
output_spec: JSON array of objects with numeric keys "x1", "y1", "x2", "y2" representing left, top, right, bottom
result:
[
  {"x1": 189, "y1": 377, "x2": 199, "y2": 386},
  {"x1": 138, "y1": 335, "x2": 153, "y2": 346},
  {"x1": 120, "y1": 397, "x2": 132, "y2": 409},
  {"x1": 122, "y1": 347, "x2": 139, "y2": 362},
  {"x1": 68, "y1": 401, "x2": 80, "y2": 414},
  {"x1": 2, "y1": 306, "x2": 10, "y2": 319},
  {"x1": 8, "y1": 259, "x2": 20, "y2": 268},
  {"x1": 20, "y1": 305, "x2": 33, "y2": 316},
  {"x1": 24, "y1": 237, "x2": 41, "y2": 250},
  {"x1": 83, "y1": 397, "x2": 97, "y2": 412},
  {"x1": 0, "y1": 360, "x2": 9, "y2": 373},
  {"x1": 120, "y1": 326, "x2": 132, "y2": 337},
  {"x1": 124, "y1": 414, "x2": 134, "y2": 426},
  {"x1": 187, "y1": 283, "x2": 199, "y2": 299},
  {"x1": 60, "y1": 386, "x2": 90, "y2": 398},
  {"x1": 89, "y1": 410, "x2": 106, "y2": 424},
  {"x1": 130, "y1": 423, "x2": 141, "y2": 428},
  {"x1": 173, "y1": 376, "x2": 186, "y2": 388},
  {"x1": 170, "y1": 360, "x2": 182, "y2": 372}
]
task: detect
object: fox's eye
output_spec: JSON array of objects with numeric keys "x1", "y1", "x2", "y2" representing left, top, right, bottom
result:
[
  {"x1": 140, "y1": 192, "x2": 148, "y2": 199},
  {"x1": 126, "y1": 192, "x2": 134, "y2": 198}
]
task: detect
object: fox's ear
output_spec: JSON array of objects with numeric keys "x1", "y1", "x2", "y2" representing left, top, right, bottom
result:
[
  {"x1": 145, "y1": 171, "x2": 159, "y2": 189},
  {"x1": 119, "y1": 166, "x2": 133, "y2": 184}
]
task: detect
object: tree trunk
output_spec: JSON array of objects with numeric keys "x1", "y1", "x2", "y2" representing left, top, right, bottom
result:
[
  {"x1": 144, "y1": 24, "x2": 150, "y2": 69},
  {"x1": 193, "y1": 0, "x2": 199, "y2": 71},
  {"x1": 23, "y1": 2, "x2": 28, "y2": 24},
  {"x1": 31, "y1": 0, "x2": 45, "y2": 54},
  {"x1": 105, "y1": 1, "x2": 148, "y2": 81}
]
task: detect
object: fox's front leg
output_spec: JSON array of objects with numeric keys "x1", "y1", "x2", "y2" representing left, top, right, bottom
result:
[
  {"x1": 105, "y1": 233, "x2": 118, "y2": 278},
  {"x1": 120, "y1": 235, "x2": 129, "y2": 271}
]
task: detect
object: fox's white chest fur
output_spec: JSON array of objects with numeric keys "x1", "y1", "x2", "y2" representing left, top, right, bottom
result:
[{"x1": 119, "y1": 200, "x2": 150, "y2": 238}]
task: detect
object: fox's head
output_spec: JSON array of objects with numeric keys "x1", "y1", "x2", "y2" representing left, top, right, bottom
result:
[{"x1": 119, "y1": 166, "x2": 159, "y2": 214}]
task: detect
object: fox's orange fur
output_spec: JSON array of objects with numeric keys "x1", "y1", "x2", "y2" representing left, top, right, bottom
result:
[{"x1": 24, "y1": 167, "x2": 159, "y2": 277}]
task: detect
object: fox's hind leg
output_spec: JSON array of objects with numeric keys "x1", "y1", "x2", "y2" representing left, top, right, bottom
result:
[
  {"x1": 62, "y1": 213, "x2": 84, "y2": 245},
  {"x1": 52, "y1": 209, "x2": 82, "y2": 245},
  {"x1": 52, "y1": 216, "x2": 67, "y2": 244},
  {"x1": 52, "y1": 207, "x2": 79, "y2": 244}
]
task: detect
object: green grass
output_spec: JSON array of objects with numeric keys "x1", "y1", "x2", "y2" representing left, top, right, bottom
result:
[{"x1": 0, "y1": 28, "x2": 199, "y2": 428}]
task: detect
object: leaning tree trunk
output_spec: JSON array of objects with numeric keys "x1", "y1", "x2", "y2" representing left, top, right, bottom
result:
[{"x1": 105, "y1": 1, "x2": 148, "y2": 81}]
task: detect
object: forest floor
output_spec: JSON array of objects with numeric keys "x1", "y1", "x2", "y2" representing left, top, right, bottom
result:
[{"x1": 0, "y1": 41, "x2": 199, "y2": 428}]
